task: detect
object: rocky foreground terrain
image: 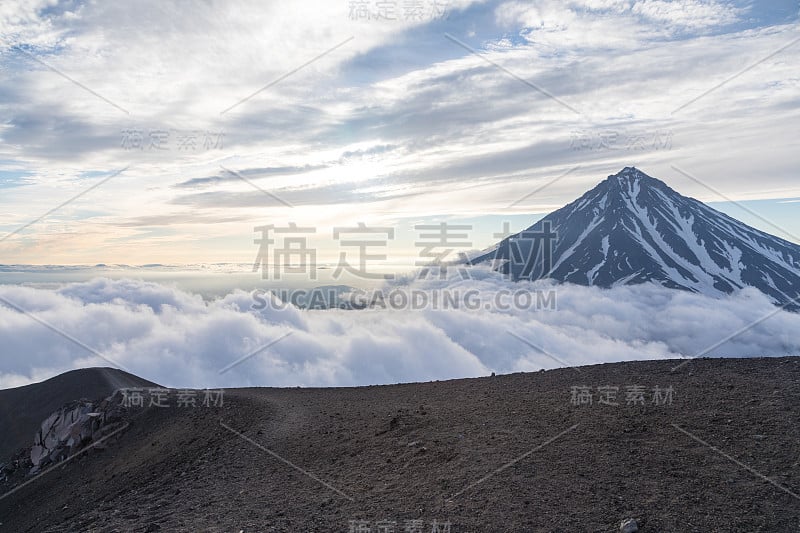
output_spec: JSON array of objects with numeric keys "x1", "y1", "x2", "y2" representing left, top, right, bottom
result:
[
  {"x1": 0, "y1": 368, "x2": 157, "y2": 460},
  {"x1": 1, "y1": 357, "x2": 799, "y2": 532}
]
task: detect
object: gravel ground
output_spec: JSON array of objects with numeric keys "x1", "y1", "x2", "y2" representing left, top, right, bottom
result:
[{"x1": 1, "y1": 357, "x2": 799, "y2": 532}]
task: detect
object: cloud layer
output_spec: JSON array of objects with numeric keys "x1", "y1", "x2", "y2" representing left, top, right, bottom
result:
[{"x1": 1, "y1": 273, "x2": 798, "y2": 389}]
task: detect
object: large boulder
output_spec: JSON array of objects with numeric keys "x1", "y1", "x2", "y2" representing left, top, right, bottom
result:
[{"x1": 29, "y1": 392, "x2": 126, "y2": 474}]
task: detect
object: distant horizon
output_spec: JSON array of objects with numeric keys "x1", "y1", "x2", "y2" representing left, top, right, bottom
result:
[
  {"x1": 2, "y1": 167, "x2": 800, "y2": 269},
  {"x1": 6, "y1": 355, "x2": 800, "y2": 393}
]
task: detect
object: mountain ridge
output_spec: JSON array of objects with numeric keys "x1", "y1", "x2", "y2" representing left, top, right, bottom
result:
[
  {"x1": 0, "y1": 367, "x2": 159, "y2": 460},
  {"x1": 473, "y1": 167, "x2": 800, "y2": 309}
]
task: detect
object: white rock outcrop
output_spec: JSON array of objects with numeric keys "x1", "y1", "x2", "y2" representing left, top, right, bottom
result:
[{"x1": 29, "y1": 394, "x2": 125, "y2": 473}]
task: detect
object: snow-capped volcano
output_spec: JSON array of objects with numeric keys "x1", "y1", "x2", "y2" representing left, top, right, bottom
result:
[{"x1": 473, "y1": 167, "x2": 800, "y2": 309}]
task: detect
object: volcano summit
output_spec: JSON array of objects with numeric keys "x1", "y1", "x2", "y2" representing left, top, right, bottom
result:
[{"x1": 473, "y1": 167, "x2": 800, "y2": 309}]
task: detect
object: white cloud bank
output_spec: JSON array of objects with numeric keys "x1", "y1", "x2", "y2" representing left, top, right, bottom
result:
[{"x1": 1, "y1": 272, "x2": 799, "y2": 389}]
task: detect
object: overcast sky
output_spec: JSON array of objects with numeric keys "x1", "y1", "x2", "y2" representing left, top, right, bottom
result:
[{"x1": 1, "y1": 0, "x2": 799, "y2": 266}]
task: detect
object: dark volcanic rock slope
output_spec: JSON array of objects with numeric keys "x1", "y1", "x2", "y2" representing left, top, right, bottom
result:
[
  {"x1": 0, "y1": 358, "x2": 798, "y2": 532},
  {"x1": 473, "y1": 167, "x2": 800, "y2": 308},
  {"x1": 0, "y1": 368, "x2": 159, "y2": 460}
]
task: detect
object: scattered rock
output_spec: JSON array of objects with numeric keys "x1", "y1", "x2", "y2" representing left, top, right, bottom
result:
[
  {"x1": 0, "y1": 454, "x2": 33, "y2": 485},
  {"x1": 620, "y1": 518, "x2": 638, "y2": 532}
]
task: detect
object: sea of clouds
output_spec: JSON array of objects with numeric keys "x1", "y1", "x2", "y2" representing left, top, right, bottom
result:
[{"x1": 1, "y1": 268, "x2": 799, "y2": 389}]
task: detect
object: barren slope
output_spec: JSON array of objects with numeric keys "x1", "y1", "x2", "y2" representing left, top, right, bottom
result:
[
  {"x1": 1, "y1": 358, "x2": 799, "y2": 532},
  {"x1": 0, "y1": 368, "x2": 159, "y2": 460}
]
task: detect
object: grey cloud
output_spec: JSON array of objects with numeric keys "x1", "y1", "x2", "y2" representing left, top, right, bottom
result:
[
  {"x1": 340, "y1": 144, "x2": 398, "y2": 160},
  {"x1": 170, "y1": 181, "x2": 420, "y2": 209},
  {"x1": 174, "y1": 165, "x2": 328, "y2": 189},
  {"x1": 113, "y1": 213, "x2": 252, "y2": 227}
]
